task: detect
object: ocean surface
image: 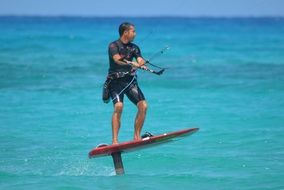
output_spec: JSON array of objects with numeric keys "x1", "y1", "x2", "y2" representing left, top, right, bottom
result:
[{"x1": 0, "y1": 16, "x2": 284, "y2": 190}]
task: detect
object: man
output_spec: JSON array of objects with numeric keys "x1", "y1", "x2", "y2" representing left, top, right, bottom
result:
[{"x1": 106, "y1": 22, "x2": 147, "y2": 144}]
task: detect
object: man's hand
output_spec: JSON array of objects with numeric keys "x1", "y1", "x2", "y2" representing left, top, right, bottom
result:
[
  {"x1": 140, "y1": 65, "x2": 148, "y2": 70},
  {"x1": 124, "y1": 60, "x2": 140, "y2": 68}
]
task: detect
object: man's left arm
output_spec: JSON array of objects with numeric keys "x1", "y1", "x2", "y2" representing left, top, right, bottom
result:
[
  {"x1": 129, "y1": 46, "x2": 147, "y2": 68},
  {"x1": 125, "y1": 57, "x2": 146, "y2": 68}
]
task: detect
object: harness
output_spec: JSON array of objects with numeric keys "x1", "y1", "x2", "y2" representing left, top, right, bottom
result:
[{"x1": 107, "y1": 71, "x2": 131, "y2": 80}]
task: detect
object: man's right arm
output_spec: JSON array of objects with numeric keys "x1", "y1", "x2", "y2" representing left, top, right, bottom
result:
[
  {"x1": 109, "y1": 42, "x2": 130, "y2": 66},
  {"x1": 113, "y1": 54, "x2": 131, "y2": 66},
  {"x1": 112, "y1": 54, "x2": 141, "y2": 68}
]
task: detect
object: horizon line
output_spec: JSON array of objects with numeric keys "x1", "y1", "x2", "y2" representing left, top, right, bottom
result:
[{"x1": 0, "y1": 14, "x2": 284, "y2": 19}]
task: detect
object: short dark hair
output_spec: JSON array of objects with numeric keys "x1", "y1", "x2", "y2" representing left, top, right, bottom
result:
[{"x1": 119, "y1": 22, "x2": 134, "y2": 37}]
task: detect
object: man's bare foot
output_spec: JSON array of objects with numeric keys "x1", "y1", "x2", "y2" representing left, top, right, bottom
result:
[
  {"x1": 112, "y1": 139, "x2": 119, "y2": 145},
  {"x1": 134, "y1": 136, "x2": 141, "y2": 141}
]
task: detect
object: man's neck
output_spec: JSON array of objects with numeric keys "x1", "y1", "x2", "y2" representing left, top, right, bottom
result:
[{"x1": 120, "y1": 36, "x2": 129, "y2": 44}]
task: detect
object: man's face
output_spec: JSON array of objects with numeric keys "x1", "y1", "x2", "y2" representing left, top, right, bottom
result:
[{"x1": 125, "y1": 26, "x2": 136, "y2": 42}]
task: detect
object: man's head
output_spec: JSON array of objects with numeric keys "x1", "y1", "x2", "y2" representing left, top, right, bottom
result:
[{"x1": 119, "y1": 22, "x2": 136, "y2": 42}]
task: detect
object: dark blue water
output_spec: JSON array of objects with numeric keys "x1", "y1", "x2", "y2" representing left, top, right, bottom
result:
[{"x1": 1, "y1": 16, "x2": 284, "y2": 189}]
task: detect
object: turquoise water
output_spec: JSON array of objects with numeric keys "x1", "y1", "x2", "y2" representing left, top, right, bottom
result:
[{"x1": 1, "y1": 17, "x2": 284, "y2": 189}]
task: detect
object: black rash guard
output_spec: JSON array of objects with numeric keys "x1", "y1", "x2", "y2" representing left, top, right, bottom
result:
[{"x1": 108, "y1": 39, "x2": 142, "y2": 74}]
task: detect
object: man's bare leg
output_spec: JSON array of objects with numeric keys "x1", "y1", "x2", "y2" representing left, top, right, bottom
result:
[
  {"x1": 112, "y1": 102, "x2": 123, "y2": 144},
  {"x1": 134, "y1": 100, "x2": 147, "y2": 140}
]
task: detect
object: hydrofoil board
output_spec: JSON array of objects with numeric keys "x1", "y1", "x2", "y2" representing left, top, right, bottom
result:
[
  {"x1": 88, "y1": 127, "x2": 199, "y2": 175},
  {"x1": 89, "y1": 127, "x2": 199, "y2": 158}
]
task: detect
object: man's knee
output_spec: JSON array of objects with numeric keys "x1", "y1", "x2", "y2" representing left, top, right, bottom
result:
[
  {"x1": 114, "y1": 102, "x2": 123, "y2": 114},
  {"x1": 137, "y1": 101, "x2": 147, "y2": 113}
]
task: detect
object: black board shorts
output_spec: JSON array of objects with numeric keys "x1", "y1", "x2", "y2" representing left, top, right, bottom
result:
[{"x1": 109, "y1": 75, "x2": 145, "y2": 105}]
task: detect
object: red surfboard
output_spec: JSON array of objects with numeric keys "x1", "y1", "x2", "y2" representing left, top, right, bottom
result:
[
  {"x1": 89, "y1": 128, "x2": 199, "y2": 158},
  {"x1": 88, "y1": 128, "x2": 199, "y2": 175}
]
